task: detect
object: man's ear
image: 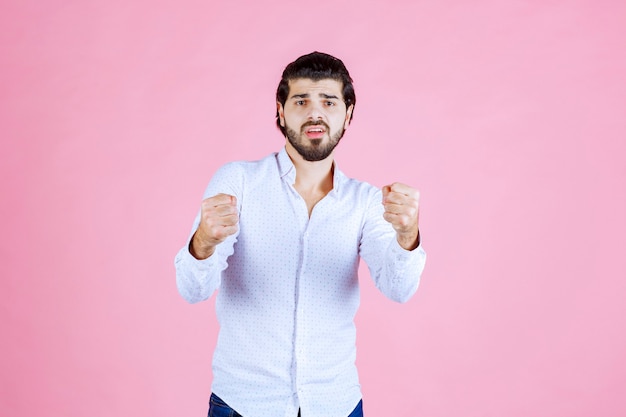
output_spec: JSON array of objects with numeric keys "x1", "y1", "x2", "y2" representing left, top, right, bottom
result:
[
  {"x1": 277, "y1": 102, "x2": 285, "y2": 127},
  {"x1": 344, "y1": 105, "x2": 354, "y2": 129}
]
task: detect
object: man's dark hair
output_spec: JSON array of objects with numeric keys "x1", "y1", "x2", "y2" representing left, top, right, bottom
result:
[{"x1": 275, "y1": 51, "x2": 356, "y2": 136}]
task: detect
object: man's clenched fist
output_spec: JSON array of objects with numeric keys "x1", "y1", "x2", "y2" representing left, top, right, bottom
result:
[
  {"x1": 382, "y1": 182, "x2": 420, "y2": 251},
  {"x1": 190, "y1": 193, "x2": 239, "y2": 260}
]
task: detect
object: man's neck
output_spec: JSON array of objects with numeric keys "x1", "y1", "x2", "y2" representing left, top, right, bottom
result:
[{"x1": 285, "y1": 142, "x2": 334, "y2": 198}]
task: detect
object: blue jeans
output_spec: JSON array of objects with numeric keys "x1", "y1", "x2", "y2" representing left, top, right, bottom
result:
[{"x1": 208, "y1": 393, "x2": 363, "y2": 417}]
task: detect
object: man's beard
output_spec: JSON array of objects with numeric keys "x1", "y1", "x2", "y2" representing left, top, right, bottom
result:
[{"x1": 285, "y1": 120, "x2": 345, "y2": 162}]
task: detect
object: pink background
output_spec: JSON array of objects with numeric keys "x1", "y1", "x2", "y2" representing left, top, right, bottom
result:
[{"x1": 2, "y1": 1, "x2": 625, "y2": 416}]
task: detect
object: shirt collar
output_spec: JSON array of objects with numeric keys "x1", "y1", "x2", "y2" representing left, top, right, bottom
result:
[
  {"x1": 277, "y1": 147, "x2": 296, "y2": 182},
  {"x1": 276, "y1": 146, "x2": 347, "y2": 195}
]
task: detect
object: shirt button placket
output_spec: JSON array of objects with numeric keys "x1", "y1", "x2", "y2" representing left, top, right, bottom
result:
[{"x1": 294, "y1": 207, "x2": 309, "y2": 397}]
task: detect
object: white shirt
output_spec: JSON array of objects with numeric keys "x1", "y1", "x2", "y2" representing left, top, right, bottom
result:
[{"x1": 175, "y1": 148, "x2": 426, "y2": 417}]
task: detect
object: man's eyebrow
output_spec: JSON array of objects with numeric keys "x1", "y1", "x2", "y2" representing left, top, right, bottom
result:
[
  {"x1": 289, "y1": 93, "x2": 340, "y2": 100},
  {"x1": 290, "y1": 93, "x2": 310, "y2": 100}
]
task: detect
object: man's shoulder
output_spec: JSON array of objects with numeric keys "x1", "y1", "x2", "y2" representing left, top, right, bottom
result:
[
  {"x1": 204, "y1": 152, "x2": 280, "y2": 198},
  {"x1": 335, "y1": 169, "x2": 381, "y2": 200},
  {"x1": 217, "y1": 152, "x2": 279, "y2": 175}
]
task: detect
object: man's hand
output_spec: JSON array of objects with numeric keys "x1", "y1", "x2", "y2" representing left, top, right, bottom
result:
[
  {"x1": 382, "y1": 182, "x2": 420, "y2": 251},
  {"x1": 190, "y1": 193, "x2": 239, "y2": 260}
]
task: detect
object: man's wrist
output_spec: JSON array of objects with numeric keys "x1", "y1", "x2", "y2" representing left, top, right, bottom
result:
[
  {"x1": 397, "y1": 229, "x2": 420, "y2": 251},
  {"x1": 189, "y1": 233, "x2": 216, "y2": 260}
]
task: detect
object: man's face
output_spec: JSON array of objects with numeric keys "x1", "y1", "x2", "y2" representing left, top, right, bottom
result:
[{"x1": 277, "y1": 78, "x2": 353, "y2": 162}]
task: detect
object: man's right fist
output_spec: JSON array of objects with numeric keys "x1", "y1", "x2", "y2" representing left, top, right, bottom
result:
[{"x1": 190, "y1": 193, "x2": 239, "y2": 260}]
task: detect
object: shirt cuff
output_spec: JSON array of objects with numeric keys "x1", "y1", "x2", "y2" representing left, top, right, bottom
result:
[
  {"x1": 175, "y1": 243, "x2": 219, "y2": 273},
  {"x1": 389, "y1": 238, "x2": 427, "y2": 269}
]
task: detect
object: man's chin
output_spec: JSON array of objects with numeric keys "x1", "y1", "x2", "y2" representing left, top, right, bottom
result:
[
  {"x1": 294, "y1": 145, "x2": 331, "y2": 162},
  {"x1": 286, "y1": 128, "x2": 342, "y2": 161}
]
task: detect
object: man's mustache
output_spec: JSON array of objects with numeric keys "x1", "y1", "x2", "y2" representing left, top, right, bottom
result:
[{"x1": 301, "y1": 120, "x2": 330, "y2": 131}]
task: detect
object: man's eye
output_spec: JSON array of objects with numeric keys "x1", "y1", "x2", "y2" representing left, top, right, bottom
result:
[
  {"x1": 325, "y1": 101, "x2": 336, "y2": 106},
  {"x1": 295, "y1": 100, "x2": 305, "y2": 106}
]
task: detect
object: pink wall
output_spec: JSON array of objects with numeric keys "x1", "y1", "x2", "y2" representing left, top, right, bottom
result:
[{"x1": 2, "y1": 1, "x2": 625, "y2": 416}]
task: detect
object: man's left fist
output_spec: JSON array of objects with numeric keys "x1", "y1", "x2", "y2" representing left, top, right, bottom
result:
[{"x1": 382, "y1": 182, "x2": 420, "y2": 250}]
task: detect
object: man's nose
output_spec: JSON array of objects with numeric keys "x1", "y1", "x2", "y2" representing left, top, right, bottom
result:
[{"x1": 307, "y1": 103, "x2": 324, "y2": 120}]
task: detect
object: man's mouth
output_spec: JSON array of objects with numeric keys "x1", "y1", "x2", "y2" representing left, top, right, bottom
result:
[{"x1": 303, "y1": 123, "x2": 328, "y2": 139}]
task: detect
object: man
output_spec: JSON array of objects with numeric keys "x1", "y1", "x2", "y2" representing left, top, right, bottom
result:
[{"x1": 175, "y1": 51, "x2": 426, "y2": 417}]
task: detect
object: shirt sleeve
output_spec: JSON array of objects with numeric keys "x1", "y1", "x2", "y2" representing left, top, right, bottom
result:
[
  {"x1": 174, "y1": 162, "x2": 243, "y2": 304},
  {"x1": 358, "y1": 187, "x2": 427, "y2": 303}
]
